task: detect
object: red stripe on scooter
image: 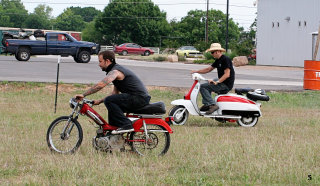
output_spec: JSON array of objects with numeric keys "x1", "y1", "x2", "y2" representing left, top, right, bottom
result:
[
  {"x1": 217, "y1": 96, "x2": 255, "y2": 104},
  {"x1": 185, "y1": 80, "x2": 198, "y2": 100}
]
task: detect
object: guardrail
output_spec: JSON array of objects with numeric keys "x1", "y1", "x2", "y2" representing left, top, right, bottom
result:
[{"x1": 100, "y1": 45, "x2": 114, "y2": 51}]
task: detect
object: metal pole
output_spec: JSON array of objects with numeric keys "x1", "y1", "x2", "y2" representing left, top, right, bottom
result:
[
  {"x1": 225, "y1": 0, "x2": 229, "y2": 52},
  {"x1": 54, "y1": 56, "x2": 61, "y2": 113},
  {"x1": 205, "y1": 0, "x2": 209, "y2": 43}
]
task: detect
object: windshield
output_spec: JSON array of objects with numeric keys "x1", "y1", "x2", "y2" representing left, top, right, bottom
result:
[
  {"x1": 185, "y1": 46, "x2": 196, "y2": 50},
  {"x1": 180, "y1": 46, "x2": 196, "y2": 50},
  {"x1": 67, "y1": 34, "x2": 77, "y2": 41}
]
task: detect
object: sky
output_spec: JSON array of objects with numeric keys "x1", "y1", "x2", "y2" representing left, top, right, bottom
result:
[{"x1": 21, "y1": 0, "x2": 257, "y2": 30}]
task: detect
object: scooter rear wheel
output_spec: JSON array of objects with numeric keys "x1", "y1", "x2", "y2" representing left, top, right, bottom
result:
[
  {"x1": 237, "y1": 116, "x2": 258, "y2": 127},
  {"x1": 169, "y1": 105, "x2": 189, "y2": 125}
]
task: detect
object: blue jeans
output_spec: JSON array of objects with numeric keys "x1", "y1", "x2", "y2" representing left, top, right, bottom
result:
[
  {"x1": 104, "y1": 93, "x2": 150, "y2": 127},
  {"x1": 199, "y1": 82, "x2": 230, "y2": 105}
]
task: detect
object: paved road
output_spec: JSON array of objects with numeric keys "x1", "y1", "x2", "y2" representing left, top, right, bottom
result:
[{"x1": 0, "y1": 55, "x2": 304, "y2": 91}]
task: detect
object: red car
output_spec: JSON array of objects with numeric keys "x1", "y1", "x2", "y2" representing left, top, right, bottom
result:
[
  {"x1": 114, "y1": 43, "x2": 154, "y2": 56},
  {"x1": 248, "y1": 49, "x2": 256, "y2": 60}
]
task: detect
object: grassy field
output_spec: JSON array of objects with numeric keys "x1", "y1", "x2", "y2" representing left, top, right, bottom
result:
[{"x1": 1, "y1": 82, "x2": 320, "y2": 185}]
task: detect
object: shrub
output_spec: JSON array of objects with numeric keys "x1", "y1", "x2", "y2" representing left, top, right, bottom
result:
[
  {"x1": 178, "y1": 55, "x2": 186, "y2": 62},
  {"x1": 248, "y1": 59, "x2": 256, "y2": 65},
  {"x1": 153, "y1": 56, "x2": 166, "y2": 62},
  {"x1": 225, "y1": 52, "x2": 237, "y2": 60},
  {"x1": 194, "y1": 59, "x2": 214, "y2": 64},
  {"x1": 204, "y1": 52, "x2": 214, "y2": 60}
]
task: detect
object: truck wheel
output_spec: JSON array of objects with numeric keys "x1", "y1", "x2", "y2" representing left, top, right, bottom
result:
[
  {"x1": 14, "y1": 53, "x2": 19, "y2": 60},
  {"x1": 16, "y1": 48, "x2": 31, "y2": 61},
  {"x1": 73, "y1": 56, "x2": 80, "y2": 63},
  {"x1": 77, "y1": 51, "x2": 91, "y2": 63}
]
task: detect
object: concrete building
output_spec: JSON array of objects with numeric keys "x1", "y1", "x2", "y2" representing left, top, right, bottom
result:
[{"x1": 257, "y1": 0, "x2": 320, "y2": 67}]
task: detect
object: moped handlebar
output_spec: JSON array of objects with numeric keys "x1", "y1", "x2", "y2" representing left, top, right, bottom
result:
[{"x1": 70, "y1": 98, "x2": 94, "y2": 109}]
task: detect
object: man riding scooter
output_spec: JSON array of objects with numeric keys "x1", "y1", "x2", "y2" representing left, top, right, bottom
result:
[{"x1": 191, "y1": 43, "x2": 235, "y2": 115}]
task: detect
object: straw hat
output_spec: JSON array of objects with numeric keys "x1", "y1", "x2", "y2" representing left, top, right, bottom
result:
[{"x1": 205, "y1": 43, "x2": 226, "y2": 52}]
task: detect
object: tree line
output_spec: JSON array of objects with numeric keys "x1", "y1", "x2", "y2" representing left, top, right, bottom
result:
[{"x1": 0, "y1": 0, "x2": 256, "y2": 56}]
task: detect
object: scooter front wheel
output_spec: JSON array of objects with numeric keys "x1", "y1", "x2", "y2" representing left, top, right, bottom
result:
[
  {"x1": 169, "y1": 105, "x2": 189, "y2": 125},
  {"x1": 237, "y1": 116, "x2": 258, "y2": 127}
]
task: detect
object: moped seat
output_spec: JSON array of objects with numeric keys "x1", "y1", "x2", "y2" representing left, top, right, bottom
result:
[{"x1": 132, "y1": 102, "x2": 166, "y2": 115}]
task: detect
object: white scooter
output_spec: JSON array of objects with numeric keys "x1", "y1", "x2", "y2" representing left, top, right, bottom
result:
[{"x1": 169, "y1": 73, "x2": 270, "y2": 127}]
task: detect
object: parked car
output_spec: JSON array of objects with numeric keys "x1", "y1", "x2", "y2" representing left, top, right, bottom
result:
[
  {"x1": 114, "y1": 43, "x2": 154, "y2": 56},
  {"x1": 176, "y1": 46, "x2": 202, "y2": 58},
  {"x1": 4, "y1": 32, "x2": 100, "y2": 63}
]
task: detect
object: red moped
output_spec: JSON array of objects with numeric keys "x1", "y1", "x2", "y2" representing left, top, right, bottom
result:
[{"x1": 46, "y1": 98, "x2": 173, "y2": 156}]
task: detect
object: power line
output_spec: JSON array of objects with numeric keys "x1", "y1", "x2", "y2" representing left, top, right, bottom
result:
[
  {"x1": 0, "y1": 12, "x2": 255, "y2": 22},
  {"x1": 20, "y1": 1, "x2": 256, "y2": 9}
]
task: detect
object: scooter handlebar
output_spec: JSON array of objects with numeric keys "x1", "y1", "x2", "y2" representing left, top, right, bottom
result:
[{"x1": 191, "y1": 73, "x2": 207, "y2": 81}]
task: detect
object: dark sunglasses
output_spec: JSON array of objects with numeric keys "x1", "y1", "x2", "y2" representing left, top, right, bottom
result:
[{"x1": 211, "y1": 51, "x2": 216, "y2": 54}]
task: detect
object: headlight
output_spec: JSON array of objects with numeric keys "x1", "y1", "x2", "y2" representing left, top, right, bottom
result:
[
  {"x1": 69, "y1": 98, "x2": 78, "y2": 109},
  {"x1": 92, "y1": 46, "x2": 96, "y2": 50}
]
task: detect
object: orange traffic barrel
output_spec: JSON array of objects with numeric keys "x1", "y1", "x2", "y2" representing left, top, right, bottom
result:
[{"x1": 304, "y1": 60, "x2": 320, "y2": 90}]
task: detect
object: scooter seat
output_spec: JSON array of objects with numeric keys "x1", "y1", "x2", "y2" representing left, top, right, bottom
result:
[
  {"x1": 132, "y1": 102, "x2": 166, "y2": 115},
  {"x1": 235, "y1": 88, "x2": 254, "y2": 95},
  {"x1": 247, "y1": 92, "x2": 270, "y2": 101}
]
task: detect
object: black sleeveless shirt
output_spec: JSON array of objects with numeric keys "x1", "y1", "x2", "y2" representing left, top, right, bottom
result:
[{"x1": 108, "y1": 64, "x2": 149, "y2": 97}]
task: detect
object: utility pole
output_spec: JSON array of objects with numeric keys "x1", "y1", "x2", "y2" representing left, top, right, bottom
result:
[
  {"x1": 205, "y1": 0, "x2": 209, "y2": 43},
  {"x1": 225, "y1": 0, "x2": 229, "y2": 52}
]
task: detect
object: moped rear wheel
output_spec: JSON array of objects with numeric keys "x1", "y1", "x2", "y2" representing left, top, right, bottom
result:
[
  {"x1": 46, "y1": 116, "x2": 83, "y2": 154},
  {"x1": 169, "y1": 105, "x2": 189, "y2": 125},
  {"x1": 130, "y1": 124, "x2": 170, "y2": 156},
  {"x1": 237, "y1": 116, "x2": 258, "y2": 127}
]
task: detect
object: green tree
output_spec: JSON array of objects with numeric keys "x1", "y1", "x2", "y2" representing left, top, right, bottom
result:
[
  {"x1": 54, "y1": 8, "x2": 86, "y2": 31},
  {"x1": 69, "y1": 6, "x2": 101, "y2": 22},
  {"x1": 34, "y1": 4, "x2": 53, "y2": 19},
  {"x1": 82, "y1": 20, "x2": 104, "y2": 43},
  {"x1": 169, "y1": 9, "x2": 240, "y2": 52},
  {"x1": 95, "y1": 0, "x2": 170, "y2": 46},
  {"x1": 0, "y1": 0, "x2": 28, "y2": 27},
  {"x1": 234, "y1": 17, "x2": 257, "y2": 56},
  {"x1": 23, "y1": 4, "x2": 53, "y2": 29}
]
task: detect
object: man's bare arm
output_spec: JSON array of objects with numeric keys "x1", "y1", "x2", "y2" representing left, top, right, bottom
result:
[
  {"x1": 191, "y1": 66, "x2": 214, "y2": 74},
  {"x1": 218, "y1": 68, "x2": 230, "y2": 83},
  {"x1": 83, "y1": 70, "x2": 119, "y2": 97}
]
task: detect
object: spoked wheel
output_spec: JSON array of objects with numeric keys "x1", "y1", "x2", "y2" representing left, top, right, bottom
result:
[
  {"x1": 169, "y1": 105, "x2": 189, "y2": 125},
  {"x1": 46, "y1": 116, "x2": 83, "y2": 154},
  {"x1": 237, "y1": 116, "x2": 258, "y2": 127},
  {"x1": 130, "y1": 124, "x2": 170, "y2": 156}
]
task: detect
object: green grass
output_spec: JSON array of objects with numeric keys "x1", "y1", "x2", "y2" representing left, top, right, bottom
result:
[{"x1": 1, "y1": 82, "x2": 320, "y2": 185}]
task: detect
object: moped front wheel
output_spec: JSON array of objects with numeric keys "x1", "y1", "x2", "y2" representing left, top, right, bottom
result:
[
  {"x1": 130, "y1": 124, "x2": 170, "y2": 156},
  {"x1": 169, "y1": 105, "x2": 189, "y2": 125},
  {"x1": 237, "y1": 116, "x2": 258, "y2": 127},
  {"x1": 46, "y1": 116, "x2": 83, "y2": 154}
]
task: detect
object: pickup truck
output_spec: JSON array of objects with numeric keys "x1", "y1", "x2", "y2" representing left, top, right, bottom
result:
[{"x1": 4, "y1": 32, "x2": 100, "y2": 63}]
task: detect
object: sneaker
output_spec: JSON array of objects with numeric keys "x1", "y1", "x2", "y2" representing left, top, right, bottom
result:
[
  {"x1": 205, "y1": 104, "x2": 219, "y2": 115},
  {"x1": 200, "y1": 105, "x2": 210, "y2": 111},
  {"x1": 111, "y1": 125, "x2": 134, "y2": 134}
]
